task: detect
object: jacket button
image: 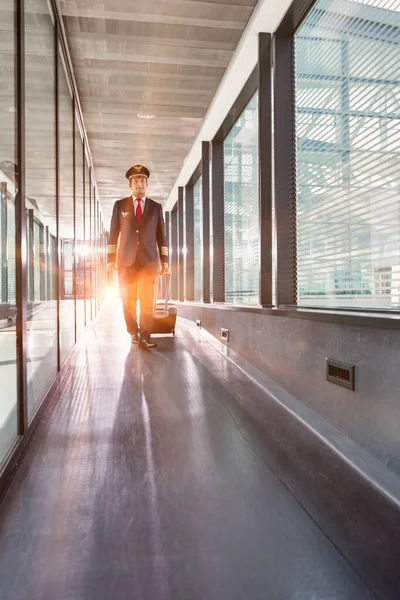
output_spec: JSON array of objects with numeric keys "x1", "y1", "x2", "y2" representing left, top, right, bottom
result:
[{"x1": 136, "y1": 230, "x2": 139, "y2": 233}]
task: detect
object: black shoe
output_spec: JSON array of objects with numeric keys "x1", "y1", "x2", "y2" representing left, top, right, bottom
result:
[
  {"x1": 131, "y1": 333, "x2": 139, "y2": 344},
  {"x1": 138, "y1": 339, "x2": 158, "y2": 350}
]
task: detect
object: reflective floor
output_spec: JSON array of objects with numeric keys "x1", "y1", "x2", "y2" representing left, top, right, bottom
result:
[
  {"x1": 0, "y1": 320, "x2": 17, "y2": 464},
  {"x1": 0, "y1": 300, "x2": 376, "y2": 600},
  {"x1": 0, "y1": 299, "x2": 85, "y2": 467}
]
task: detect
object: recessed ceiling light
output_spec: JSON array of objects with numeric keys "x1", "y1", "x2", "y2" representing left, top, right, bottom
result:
[
  {"x1": 137, "y1": 111, "x2": 155, "y2": 119},
  {"x1": 137, "y1": 104, "x2": 155, "y2": 119}
]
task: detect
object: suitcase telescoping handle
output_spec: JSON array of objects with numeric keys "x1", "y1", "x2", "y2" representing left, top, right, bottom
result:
[{"x1": 155, "y1": 272, "x2": 171, "y2": 315}]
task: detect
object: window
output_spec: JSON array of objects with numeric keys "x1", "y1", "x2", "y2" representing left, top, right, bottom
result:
[
  {"x1": 224, "y1": 93, "x2": 260, "y2": 305},
  {"x1": 295, "y1": 0, "x2": 400, "y2": 309},
  {"x1": 85, "y1": 161, "x2": 91, "y2": 325},
  {"x1": 0, "y1": 0, "x2": 18, "y2": 466},
  {"x1": 75, "y1": 123, "x2": 85, "y2": 336},
  {"x1": 209, "y1": 158, "x2": 213, "y2": 301},
  {"x1": 25, "y1": 0, "x2": 58, "y2": 415},
  {"x1": 193, "y1": 177, "x2": 203, "y2": 301},
  {"x1": 59, "y1": 48, "x2": 75, "y2": 364}
]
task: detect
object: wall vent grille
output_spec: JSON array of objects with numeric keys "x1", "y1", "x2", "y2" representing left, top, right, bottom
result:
[{"x1": 326, "y1": 359, "x2": 355, "y2": 391}]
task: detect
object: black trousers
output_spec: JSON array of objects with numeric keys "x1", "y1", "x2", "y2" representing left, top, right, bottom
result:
[{"x1": 118, "y1": 264, "x2": 155, "y2": 341}]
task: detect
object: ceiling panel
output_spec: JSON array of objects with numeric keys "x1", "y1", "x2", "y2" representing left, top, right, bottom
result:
[{"x1": 60, "y1": 0, "x2": 259, "y2": 221}]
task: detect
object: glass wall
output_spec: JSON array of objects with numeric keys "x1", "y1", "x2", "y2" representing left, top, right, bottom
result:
[
  {"x1": 91, "y1": 184, "x2": 96, "y2": 318},
  {"x1": 295, "y1": 0, "x2": 400, "y2": 309},
  {"x1": 75, "y1": 125, "x2": 85, "y2": 336},
  {"x1": 0, "y1": 0, "x2": 105, "y2": 479},
  {"x1": 85, "y1": 162, "x2": 91, "y2": 325},
  {"x1": 59, "y1": 49, "x2": 75, "y2": 365},
  {"x1": 193, "y1": 177, "x2": 203, "y2": 301},
  {"x1": 25, "y1": 0, "x2": 58, "y2": 416},
  {"x1": 182, "y1": 194, "x2": 186, "y2": 300},
  {"x1": 223, "y1": 93, "x2": 260, "y2": 305},
  {"x1": 209, "y1": 159, "x2": 213, "y2": 302},
  {"x1": 93, "y1": 197, "x2": 98, "y2": 315},
  {"x1": 0, "y1": 0, "x2": 18, "y2": 466}
]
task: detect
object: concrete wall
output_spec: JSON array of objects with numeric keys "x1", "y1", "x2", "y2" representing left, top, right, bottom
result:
[{"x1": 176, "y1": 303, "x2": 400, "y2": 477}]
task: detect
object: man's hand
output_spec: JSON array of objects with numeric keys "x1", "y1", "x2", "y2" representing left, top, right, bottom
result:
[
  {"x1": 107, "y1": 262, "x2": 116, "y2": 275},
  {"x1": 161, "y1": 262, "x2": 169, "y2": 275}
]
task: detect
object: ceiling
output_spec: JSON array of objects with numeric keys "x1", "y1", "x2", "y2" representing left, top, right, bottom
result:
[{"x1": 60, "y1": 0, "x2": 260, "y2": 222}]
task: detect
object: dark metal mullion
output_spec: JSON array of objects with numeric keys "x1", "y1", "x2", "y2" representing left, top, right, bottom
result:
[
  {"x1": 201, "y1": 142, "x2": 210, "y2": 303},
  {"x1": 94, "y1": 198, "x2": 97, "y2": 315},
  {"x1": 165, "y1": 210, "x2": 171, "y2": 298},
  {"x1": 89, "y1": 167, "x2": 92, "y2": 321},
  {"x1": 16, "y1": 0, "x2": 27, "y2": 434},
  {"x1": 99, "y1": 219, "x2": 103, "y2": 309},
  {"x1": 271, "y1": 2, "x2": 321, "y2": 307},
  {"x1": 177, "y1": 186, "x2": 184, "y2": 301},
  {"x1": 1, "y1": 183, "x2": 8, "y2": 302},
  {"x1": 165, "y1": 211, "x2": 170, "y2": 257},
  {"x1": 98, "y1": 200, "x2": 100, "y2": 313},
  {"x1": 258, "y1": 33, "x2": 273, "y2": 307},
  {"x1": 211, "y1": 140, "x2": 225, "y2": 303},
  {"x1": 28, "y1": 210, "x2": 34, "y2": 302},
  {"x1": 82, "y1": 145, "x2": 86, "y2": 326},
  {"x1": 55, "y1": 21, "x2": 61, "y2": 372},
  {"x1": 94, "y1": 198, "x2": 98, "y2": 315},
  {"x1": 99, "y1": 202, "x2": 102, "y2": 312},
  {"x1": 39, "y1": 223, "x2": 45, "y2": 300},
  {"x1": 277, "y1": 0, "x2": 319, "y2": 36},
  {"x1": 72, "y1": 98, "x2": 77, "y2": 343},
  {"x1": 96, "y1": 198, "x2": 98, "y2": 313},
  {"x1": 45, "y1": 226, "x2": 51, "y2": 301},
  {"x1": 271, "y1": 1, "x2": 321, "y2": 307},
  {"x1": 97, "y1": 200, "x2": 101, "y2": 314},
  {"x1": 185, "y1": 186, "x2": 194, "y2": 301},
  {"x1": 95, "y1": 201, "x2": 99, "y2": 313},
  {"x1": 273, "y1": 32, "x2": 297, "y2": 306},
  {"x1": 97, "y1": 202, "x2": 100, "y2": 312},
  {"x1": 170, "y1": 207, "x2": 178, "y2": 301}
]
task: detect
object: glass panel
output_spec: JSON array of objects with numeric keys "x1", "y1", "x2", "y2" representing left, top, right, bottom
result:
[
  {"x1": 0, "y1": 0, "x2": 18, "y2": 465},
  {"x1": 183, "y1": 195, "x2": 186, "y2": 300},
  {"x1": 92, "y1": 185, "x2": 96, "y2": 317},
  {"x1": 193, "y1": 177, "x2": 203, "y2": 301},
  {"x1": 295, "y1": 0, "x2": 400, "y2": 309},
  {"x1": 75, "y1": 125, "x2": 85, "y2": 336},
  {"x1": 223, "y1": 93, "x2": 260, "y2": 305},
  {"x1": 209, "y1": 159, "x2": 213, "y2": 302},
  {"x1": 85, "y1": 162, "x2": 91, "y2": 325},
  {"x1": 271, "y1": 67, "x2": 277, "y2": 306},
  {"x1": 59, "y1": 49, "x2": 75, "y2": 364},
  {"x1": 25, "y1": 0, "x2": 57, "y2": 416},
  {"x1": 95, "y1": 200, "x2": 102, "y2": 313}
]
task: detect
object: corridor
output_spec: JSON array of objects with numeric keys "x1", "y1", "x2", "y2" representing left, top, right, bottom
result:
[{"x1": 0, "y1": 303, "x2": 375, "y2": 600}]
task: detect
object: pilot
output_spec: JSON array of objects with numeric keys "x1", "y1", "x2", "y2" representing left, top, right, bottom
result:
[{"x1": 107, "y1": 165, "x2": 169, "y2": 349}]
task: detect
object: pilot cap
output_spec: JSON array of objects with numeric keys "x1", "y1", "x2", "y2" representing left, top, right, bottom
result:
[{"x1": 126, "y1": 164, "x2": 150, "y2": 180}]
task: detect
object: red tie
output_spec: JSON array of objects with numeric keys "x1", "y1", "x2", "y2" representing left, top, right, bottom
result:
[{"x1": 136, "y1": 198, "x2": 143, "y2": 224}]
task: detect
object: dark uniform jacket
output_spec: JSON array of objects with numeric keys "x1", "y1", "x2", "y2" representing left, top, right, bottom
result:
[{"x1": 107, "y1": 196, "x2": 168, "y2": 272}]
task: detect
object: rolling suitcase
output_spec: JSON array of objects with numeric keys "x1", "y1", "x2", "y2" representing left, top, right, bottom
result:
[{"x1": 151, "y1": 273, "x2": 177, "y2": 335}]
